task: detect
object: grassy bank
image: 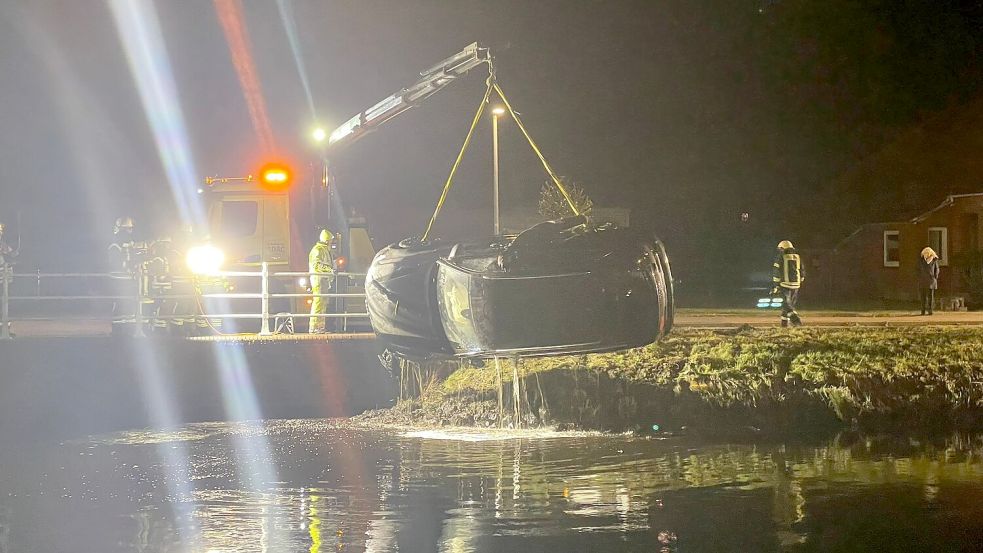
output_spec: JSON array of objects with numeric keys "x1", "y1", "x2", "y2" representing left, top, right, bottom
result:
[{"x1": 360, "y1": 326, "x2": 983, "y2": 433}]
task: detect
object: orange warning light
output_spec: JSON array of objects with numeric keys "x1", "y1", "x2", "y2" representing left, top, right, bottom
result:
[{"x1": 259, "y1": 163, "x2": 292, "y2": 190}]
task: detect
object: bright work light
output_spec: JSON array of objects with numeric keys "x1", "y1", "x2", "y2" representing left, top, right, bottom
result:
[{"x1": 187, "y1": 244, "x2": 225, "y2": 275}]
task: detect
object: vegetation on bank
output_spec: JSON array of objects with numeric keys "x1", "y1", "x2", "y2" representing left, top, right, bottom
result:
[{"x1": 377, "y1": 327, "x2": 983, "y2": 431}]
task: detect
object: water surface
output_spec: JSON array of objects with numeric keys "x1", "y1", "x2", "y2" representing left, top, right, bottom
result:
[{"x1": 1, "y1": 420, "x2": 982, "y2": 552}]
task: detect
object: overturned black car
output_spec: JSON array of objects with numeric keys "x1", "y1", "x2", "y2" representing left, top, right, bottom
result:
[{"x1": 365, "y1": 216, "x2": 674, "y2": 361}]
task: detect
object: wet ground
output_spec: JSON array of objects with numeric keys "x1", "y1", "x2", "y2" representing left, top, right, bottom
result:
[{"x1": 1, "y1": 421, "x2": 983, "y2": 552}]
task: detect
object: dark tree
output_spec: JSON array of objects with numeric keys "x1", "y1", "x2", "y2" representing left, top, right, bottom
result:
[{"x1": 538, "y1": 179, "x2": 593, "y2": 220}]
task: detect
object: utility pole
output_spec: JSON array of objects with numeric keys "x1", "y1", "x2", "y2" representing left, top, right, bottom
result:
[{"x1": 492, "y1": 106, "x2": 505, "y2": 235}]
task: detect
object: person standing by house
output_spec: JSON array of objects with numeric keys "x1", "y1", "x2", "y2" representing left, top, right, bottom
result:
[
  {"x1": 917, "y1": 247, "x2": 940, "y2": 315},
  {"x1": 771, "y1": 240, "x2": 805, "y2": 327}
]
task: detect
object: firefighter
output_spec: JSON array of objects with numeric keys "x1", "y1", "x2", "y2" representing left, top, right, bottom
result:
[
  {"x1": 142, "y1": 237, "x2": 173, "y2": 334},
  {"x1": 0, "y1": 222, "x2": 17, "y2": 266},
  {"x1": 108, "y1": 216, "x2": 138, "y2": 272},
  {"x1": 771, "y1": 240, "x2": 805, "y2": 327},
  {"x1": 108, "y1": 216, "x2": 140, "y2": 335},
  {"x1": 0, "y1": 222, "x2": 18, "y2": 337},
  {"x1": 166, "y1": 227, "x2": 198, "y2": 336},
  {"x1": 309, "y1": 229, "x2": 336, "y2": 333}
]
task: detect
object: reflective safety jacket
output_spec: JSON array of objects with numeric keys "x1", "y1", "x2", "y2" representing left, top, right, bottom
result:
[
  {"x1": 108, "y1": 239, "x2": 139, "y2": 273},
  {"x1": 773, "y1": 248, "x2": 805, "y2": 289},
  {"x1": 308, "y1": 242, "x2": 334, "y2": 289},
  {"x1": 0, "y1": 239, "x2": 16, "y2": 266}
]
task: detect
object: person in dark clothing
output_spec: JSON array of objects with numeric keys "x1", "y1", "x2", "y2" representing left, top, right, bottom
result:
[
  {"x1": 0, "y1": 222, "x2": 19, "y2": 338},
  {"x1": 108, "y1": 216, "x2": 140, "y2": 336},
  {"x1": 0, "y1": 222, "x2": 18, "y2": 267},
  {"x1": 772, "y1": 240, "x2": 805, "y2": 327},
  {"x1": 917, "y1": 247, "x2": 940, "y2": 315}
]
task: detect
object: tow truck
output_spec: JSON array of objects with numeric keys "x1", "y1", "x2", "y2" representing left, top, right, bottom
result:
[{"x1": 188, "y1": 43, "x2": 495, "y2": 332}]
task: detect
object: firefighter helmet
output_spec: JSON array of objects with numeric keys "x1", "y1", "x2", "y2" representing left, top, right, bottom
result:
[
  {"x1": 114, "y1": 216, "x2": 134, "y2": 235},
  {"x1": 777, "y1": 240, "x2": 794, "y2": 250},
  {"x1": 319, "y1": 229, "x2": 334, "y2": 243}
]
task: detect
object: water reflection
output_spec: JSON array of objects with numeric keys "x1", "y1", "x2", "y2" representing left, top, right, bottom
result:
[{"x1": 1, "y1": 422, "x2": 983, "y2": 552}]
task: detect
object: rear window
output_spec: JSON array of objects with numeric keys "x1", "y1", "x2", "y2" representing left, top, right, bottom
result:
[{"x1": 220, "y1": 201, "x2": 258, "y2": 237}]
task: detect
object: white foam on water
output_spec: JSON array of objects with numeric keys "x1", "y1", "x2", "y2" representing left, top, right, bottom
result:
[{"x1": 404, "y1": 428, "x2": 604, "y2": 442}]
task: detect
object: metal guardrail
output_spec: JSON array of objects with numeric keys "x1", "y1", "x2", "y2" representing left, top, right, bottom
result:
[{"x1": 0, "y1": 262, "x2": 368, "y2": 339}]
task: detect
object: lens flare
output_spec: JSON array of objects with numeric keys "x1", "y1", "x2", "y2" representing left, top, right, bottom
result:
[
  {"x1": 107, "y1": 0, "x2": 205, "y2": 228},
  {"x1": 15, "y1": 8, "x2": 123, "y2": 245},
  {"x1": 209, "y1": 345, "x2": 280, "y2": 489},
  {"x1": 214, "y1": 0, "x2": 277, "y2": 154},
  {"x1": 122, "y1": 340, "x2": 198, "y2": 541},
  {"x1": 276, "y1": 0, "x2": 317, "y2": 122}
]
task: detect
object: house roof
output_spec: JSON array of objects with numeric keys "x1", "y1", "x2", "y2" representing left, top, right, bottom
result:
[
  {"x1": 833, "y1": 222, "x2": 900, "y2": 252},
  {"x1": 910, "y1": 192, "x2": 983, "y2": 223},
  {"x1": 831, "y1": 192, "x2": 983, "y2": 250}
]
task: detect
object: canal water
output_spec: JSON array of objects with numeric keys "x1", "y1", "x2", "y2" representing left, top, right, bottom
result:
[{"x1": 1, "y1": 420, "x2": 982, "y2": 552}]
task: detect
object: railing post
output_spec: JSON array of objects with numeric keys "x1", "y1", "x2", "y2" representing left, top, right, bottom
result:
[
  {"x1": 133, "y1": 268, "x2": 146, "y2": 338},
  {"x1": 260, "y1": 262, "x2": 271, "y2": 335},
  {"x1": 1, "y1": 264, "x2": 10, "y2": 340},
  {"x1": 340, "y1": 276, "x2": 348, "y2": 333}
]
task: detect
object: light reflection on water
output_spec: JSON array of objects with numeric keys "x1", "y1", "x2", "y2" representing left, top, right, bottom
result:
[{"x1": 0, "y1": 421, "x2": 982, "y2": 552}]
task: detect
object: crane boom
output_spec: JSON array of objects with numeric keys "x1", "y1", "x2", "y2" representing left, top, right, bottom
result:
[{"x1": 326, "y1": 42, "x2": 493, "y2": 150}]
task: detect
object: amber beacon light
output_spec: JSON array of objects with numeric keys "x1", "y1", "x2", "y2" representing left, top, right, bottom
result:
[{"x1": 258, "y1": 163, "x2": 292, "y2": 190}]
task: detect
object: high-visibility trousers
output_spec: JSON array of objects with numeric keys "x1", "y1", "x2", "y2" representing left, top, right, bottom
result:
[{"x1": 309, "y1": 279, "x2": 332, "y2": 333}]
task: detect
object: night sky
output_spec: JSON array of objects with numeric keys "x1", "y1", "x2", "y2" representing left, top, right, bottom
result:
[{"x1": 2, "y1": 0, "x2": 982, "y2": 296}]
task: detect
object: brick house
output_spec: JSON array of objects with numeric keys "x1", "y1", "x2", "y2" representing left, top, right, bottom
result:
[{"x1": 809, "y1": 193, "x2": 983, "y2": 303}]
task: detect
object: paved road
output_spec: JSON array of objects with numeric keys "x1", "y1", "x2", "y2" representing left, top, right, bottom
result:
[
  {"x1": 675, "y1": 310, "x2": 983, "y2": 328},
  {"x1": 5, "y1": 311, "x2": 983, "y2": 338}
]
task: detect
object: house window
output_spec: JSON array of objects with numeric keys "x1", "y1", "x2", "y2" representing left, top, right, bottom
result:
[
  {"x1": 883, "y1": 230, "x2": 900, "y2": 267},
  {"x1": 928, "y1": 227, "x2": 948, "y2": 266}
]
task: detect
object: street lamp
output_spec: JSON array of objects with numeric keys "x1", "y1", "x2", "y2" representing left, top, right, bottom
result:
[
  {"x1": 312, "y1": 127, "x2": 327, "y2": 143},
  {"x1": 491, "y1": 106, "x2": 506, "y2": 235}
]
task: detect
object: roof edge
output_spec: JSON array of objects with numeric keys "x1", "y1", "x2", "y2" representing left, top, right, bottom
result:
[
  {"x1": 910, "y1": 192, "x2": 983, "y2": 223},
  {"x1": 832, "y1": 222, "x2": 904, "y2": 252}
]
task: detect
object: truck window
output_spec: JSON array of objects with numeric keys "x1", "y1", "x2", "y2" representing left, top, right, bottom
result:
[{"x1": 220, "y1": 201, "x2": 259, "y2": 238}]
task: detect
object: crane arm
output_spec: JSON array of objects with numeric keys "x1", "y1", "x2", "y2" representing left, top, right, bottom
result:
[{"x1": 326, "y1": 42, "x2": 493, "y2": 150}]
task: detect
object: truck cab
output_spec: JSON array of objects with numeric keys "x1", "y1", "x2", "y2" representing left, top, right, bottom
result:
[
  {"x1": 206, "y1": 182, "x2": 291, "y2": 268},
  {"x1": 198, "y1": 162, "x2": 374, "y2": 332}
]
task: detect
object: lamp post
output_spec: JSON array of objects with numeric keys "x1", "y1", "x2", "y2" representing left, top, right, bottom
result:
[{"x1": 492, "y1": 106, "x2": 506, "y2": 235}]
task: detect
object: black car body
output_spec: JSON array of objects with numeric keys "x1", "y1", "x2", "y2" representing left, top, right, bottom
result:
[{"x1": 366, "y1": 216, "x2": 674, "y2": 360}]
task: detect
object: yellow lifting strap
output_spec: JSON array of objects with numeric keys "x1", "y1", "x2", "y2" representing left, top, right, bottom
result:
[
  {"x1": 421, "y1": 79, "x2": 581, "y2": 241},
  {"x1": 493, "y1": 83, "x2": 580, "y2": 218},
  {"x1": 422, "y1": 80, "x2": 495, "y2": 241}
]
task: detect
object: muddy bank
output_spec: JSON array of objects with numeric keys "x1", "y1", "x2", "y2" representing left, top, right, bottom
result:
[{"x1": 356, "y1": 326, "x2": 983, "y2": 435}]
